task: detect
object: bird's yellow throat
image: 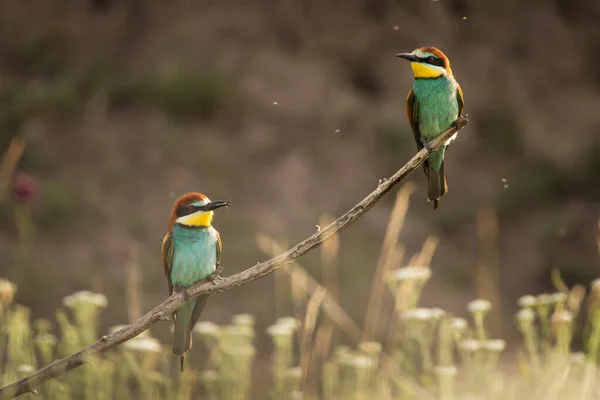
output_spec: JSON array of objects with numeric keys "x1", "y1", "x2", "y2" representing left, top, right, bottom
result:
[
  {"x1": 411, "y1": 62, "x2": 444, "y2": 79},
  {"x1": 177, "y1": 211, "x2": 214, "y2": 227}
]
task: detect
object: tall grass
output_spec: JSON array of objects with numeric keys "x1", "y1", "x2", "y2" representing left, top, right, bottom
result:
[{"x1": 2, "y1": 193, "x2": 600, "y2": 399}]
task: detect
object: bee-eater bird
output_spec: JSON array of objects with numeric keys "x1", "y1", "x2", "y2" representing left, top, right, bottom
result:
[
  {"x1": 396, "y1": 47, "x2": 465, "y2": 210},
  {"x1": 161, "y1": 193, "x2": 230, "y2": 371}
]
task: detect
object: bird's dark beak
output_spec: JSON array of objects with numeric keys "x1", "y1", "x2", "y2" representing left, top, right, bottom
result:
[
  {"x1": 202, "y1": 200, "x2": 231, "y2": 211},
  {"x1": 396, "y1": 53, "x2": 419, "y2": 62}
]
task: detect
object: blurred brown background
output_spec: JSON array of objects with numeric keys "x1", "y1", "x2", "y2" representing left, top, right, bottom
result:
[{"x1": 1, "y1": 0, "x2": 599, "y2": 351}]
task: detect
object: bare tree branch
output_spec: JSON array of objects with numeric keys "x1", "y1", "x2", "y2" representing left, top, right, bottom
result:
[{"x1": 0, "y1": 116, "x2": 468, "y2": 399}]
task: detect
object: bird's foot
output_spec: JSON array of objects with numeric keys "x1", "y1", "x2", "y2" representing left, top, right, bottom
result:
[
  {"x1": 173, "y1": 285, "x2": 190, "y2": 301},
  {"x1": 420, "y1": 137, "x2": 434, "y2": 152},
  {"x1": 208, "y1": 265, "x2": 225, "y2": 285}
]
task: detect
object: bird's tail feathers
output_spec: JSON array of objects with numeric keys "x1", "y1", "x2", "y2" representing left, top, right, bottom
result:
[
  {"x1": 427, "y1": 162, "x2": 448, "y2": 210},
  {"x1": 172, "y1": 302, "x2": 194, "y2": 358}
]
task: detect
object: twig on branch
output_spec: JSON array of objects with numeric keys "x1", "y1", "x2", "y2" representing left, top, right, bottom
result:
[{"x1": 0, "y1": 116, "x2": 468, "y2": 399}]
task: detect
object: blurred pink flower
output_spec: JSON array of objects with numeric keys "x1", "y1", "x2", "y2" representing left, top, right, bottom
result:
[{"x1": 12, "y1": 172, "x2": 38, "y2": 203}]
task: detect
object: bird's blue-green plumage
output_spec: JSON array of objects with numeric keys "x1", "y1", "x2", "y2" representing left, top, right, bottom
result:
[
  {"x1": 170, "y1": 224, "x2": 218, "y2": 288},
  {"x1": 412, "y1": 76, "x2": 460, "y2": 171}
]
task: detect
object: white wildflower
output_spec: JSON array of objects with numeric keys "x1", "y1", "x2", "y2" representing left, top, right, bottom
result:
[
  {"x1": 402, "y1": 308, "x2": 433, "y2": 322},
  {"x1": 124, "y1": 336, "x2": 162, "y2": 353},
  {"x1": 202, "y1": 370, "x2": 219, "y2": 382},
  {"x1": 359, "y1": 341, "x2": 382, "y2": 355},
  {"x1": 390, "y1": 266, "x2": 432, "y2": 283},
  {"x1": 0, "y1": 279, "x2": 17, "y2": 304},
  {"x1": 516, "y1": 308, "x2": 535, "y2": 323},
  {"x1": 275, "y1": 317, "x2": 299, "y2": 330},
  {"x1": 460, "y1": 339, "x2": 482, "y2": 352},
  {"x1": 351, "y1": 355, "x2": 374, "y2": 369},
  {"x1": 434, "y1": 365, "x2": 458, "y2": 377},
  {"x1": 467, "y1": 299, "x2": 492, "y2": 314},
  {"x1": 17, "y1": 364, "x2": 35, "y2": 374},
  {"x1": 451, "y1": 318, "x2": 468, "y2": 332},
  {"x1": 591, "y1": 278, "x2": 600, "y2": 294},
  {"x1": 430, "y1": 308, "x2": 446, "y2": 320},
  {"x1": 232, "y1": 314, "x2": 256, "y2": 327},
  {"x1": 194, "y1": 321, "x2": 220, "y2": 337},
  {"x1": 483, "y1": 339, "x2": 506, "y2": 352},
  {"x1": 517, "y1": 295, "x2": 537, "y2": 308},
  {"x1": 62, "y1": 291, "x2": 107, "y2": 309},
  {"x1": 267, "y1": 324, "x2": 294, "y2": 338}
]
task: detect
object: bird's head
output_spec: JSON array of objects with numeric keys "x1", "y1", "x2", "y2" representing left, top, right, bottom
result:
[
  {"x1": 396, "y1": 47, "x2": 453, "y2": 79},
  {"x1": 169, "y1": 192, "x2": 230, "y2": 230}
]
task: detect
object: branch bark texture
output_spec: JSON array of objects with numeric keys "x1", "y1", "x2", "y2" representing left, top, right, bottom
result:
[{"x1": 0, "y1": 116, "x2": 469, "y2": 399}]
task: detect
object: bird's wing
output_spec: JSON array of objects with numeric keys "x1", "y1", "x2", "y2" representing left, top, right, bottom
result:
[
  {"x1": 215, "y1": 230, "x2": 222, "y2": 267},
  {"x1": 406, "y1": 88, "x2": 428, "y2": 175},
  {"x1": 161, "y1": 232, "x2": 174, "y2": 296},
  {"x1": 457, "y1": 83, "x2": 465, "y2": 116},
  {"x1": 456, "y1": 83, "x2": 465, "y2": 116}
]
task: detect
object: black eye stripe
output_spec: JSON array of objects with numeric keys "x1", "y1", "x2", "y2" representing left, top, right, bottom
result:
[
  {"x1": 420, "y1": 56, "x2": 446, "y2": 68},
  {"x1": 176, "y1": 205, "x2": 204, "y2": 217}
]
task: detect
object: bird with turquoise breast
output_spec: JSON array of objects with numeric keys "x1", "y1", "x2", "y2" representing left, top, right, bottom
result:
[
  {"x1": 161, "y1": 192, "x2": 230, "y2": 371},
  {"x1": 396, "y1": 47, "x2": 465, "y2": 209}
]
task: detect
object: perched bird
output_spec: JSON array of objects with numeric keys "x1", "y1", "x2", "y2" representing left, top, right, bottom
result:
[
  {"x1": 396, "y1": 47, "x2": 465, "y2": 209},
  {"x1": 161, "y1": 193, "x2": 230, "y2": 371}
]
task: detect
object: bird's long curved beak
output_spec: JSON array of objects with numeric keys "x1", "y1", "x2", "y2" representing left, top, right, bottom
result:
[
  {"x1": 202, "y1": 200, "x2": 231, "y2": 211},
  {"x1": 396, "y1": 53, "x2": 419, "y2": 62}
]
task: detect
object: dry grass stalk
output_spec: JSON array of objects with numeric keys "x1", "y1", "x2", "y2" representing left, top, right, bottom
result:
[{"x1": 363, "y1": 183, "x2": 415, "y2": 342}]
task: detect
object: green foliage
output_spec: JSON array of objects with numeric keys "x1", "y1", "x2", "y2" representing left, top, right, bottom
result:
[
  {"x1": 0, "y1": 78, "x2": 86, "y2": 144},
  {"x1": 151, "y1": 72, "x2": 228, "y2": 121},
  {"x1": 106, "y1": 71, "x2": 228, "y2": 121},
  {"x1": 0, "y1": 67, "x2": 229, "y2": 143}
]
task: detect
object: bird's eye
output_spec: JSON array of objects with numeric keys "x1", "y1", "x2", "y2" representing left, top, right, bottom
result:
[
  {"x1": 186, "y1": 206, "x2": 197, "y2": 214},
  {"x1": 427, "y1": 56, "x2": 435, "y2": 64}
]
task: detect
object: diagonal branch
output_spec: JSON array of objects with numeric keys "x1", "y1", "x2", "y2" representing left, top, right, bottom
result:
[{"x1": 0, "y1": 116, "x2": 468, "y2": 399}]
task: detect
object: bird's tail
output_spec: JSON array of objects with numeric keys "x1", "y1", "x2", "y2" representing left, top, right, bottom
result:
[
  {"x1": 172, "y1": 300, "x2": 194, "y2": 369},
  {"x1": 172, "y1": 295, "x2": 210, "y2": 371},
  {"x1": 427, "y1": 161, "x2": 448, "y2": 210}
]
